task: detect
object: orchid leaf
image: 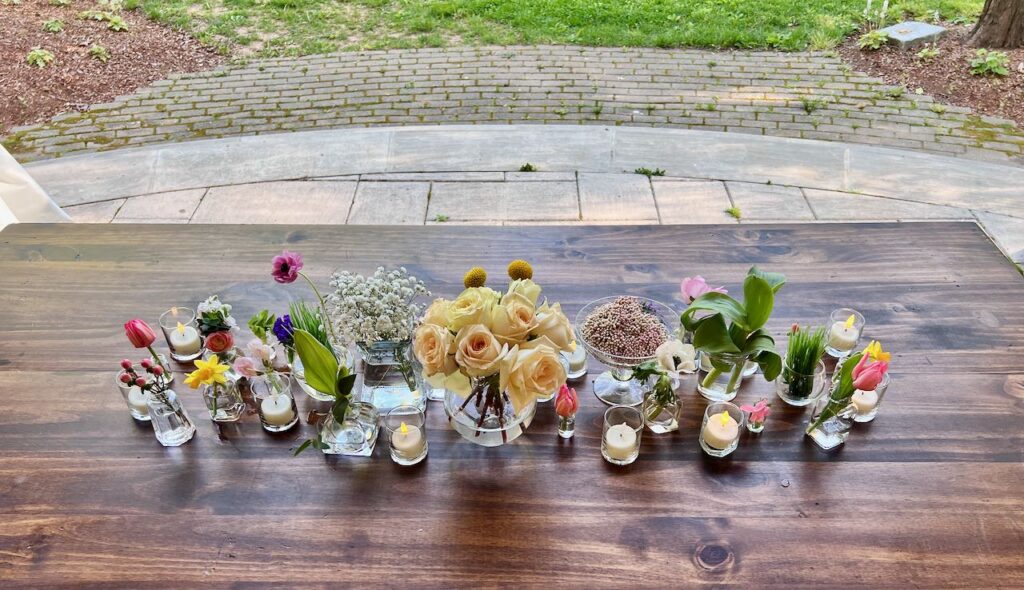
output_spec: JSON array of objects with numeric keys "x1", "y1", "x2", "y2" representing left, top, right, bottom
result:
[
  {"x1": 743, "y1": 274, "x2": 774, "y2": 331},
  {"x1": 293, "y1": 329, "x2": 339, "y2": 397},
  {"x1": 692, "y1": 314, "x2": 741, "y2": 353},
  {"x1": 754, "y1": 350, "x2": 783, "y2": 382},
  {"x1": 742, "y1": 329, "x2": 778, "y2": 356},
  {"x1": 331, "y1": 395, "x2": 350, "y2": 425},
  {"x1": 335, "y1": 372, "x2": 357, "y2": 399},
  {"x1": 681, "y1": 291, "x2": 749, "y2": 331},
  {"x1": 748, "y1": 266, "x2": 786, "y2": 293}
]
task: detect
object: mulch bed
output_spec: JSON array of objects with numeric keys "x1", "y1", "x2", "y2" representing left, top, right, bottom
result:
[
  {"x1": 1, "y1": 0, "x2": 223, "y2": 133},
  {"x1": 840, "y1": 25, "x2": 1024, "y2": 126}
]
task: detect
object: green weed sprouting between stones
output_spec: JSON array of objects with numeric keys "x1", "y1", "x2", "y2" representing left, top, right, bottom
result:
[
  {"x1": 970, "y1": 49, "x2": 1009, "y2": 77},
  {"x1": 518, "y1": 163, "x2": 537, "y2": 172},
  {"x1": 725, "y1": 207, "x2": 742, "y2": 219},
  {"x1": 433, "y1": 214, "x2": 449, "y2": 222},
  {"x1": 634, "y1": 167, "x2": 666, "y2": 177}
]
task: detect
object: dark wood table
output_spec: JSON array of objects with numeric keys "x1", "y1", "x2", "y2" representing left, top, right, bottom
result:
[{"x1": 1, "y1": 222, "x2": 1022, "y2": 588}]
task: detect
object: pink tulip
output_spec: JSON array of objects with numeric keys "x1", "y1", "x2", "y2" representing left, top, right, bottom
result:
[
  {"x1": 271, "y1": 250, "x2": 303, "y2": 284},
  {"x1": 853, "y1": 361, "x2": 888, "y2": 391},
  {"x1": 680, "y1": 276, "x2": 727, "y2": 303},
  {"x1": 124, "y1": 319, "x2": 157, "y2": 348},
  {"x1": 233, "y1": 357, "x2": 261, "y2": 378},
  {"x1": 554, "y1": 384, "x2": 578, "y2": 418}
]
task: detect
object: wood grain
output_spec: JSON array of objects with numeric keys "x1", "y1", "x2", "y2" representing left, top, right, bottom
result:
[{"x1": 0, "y1": 222, "x2": 1022, "y2": 588}]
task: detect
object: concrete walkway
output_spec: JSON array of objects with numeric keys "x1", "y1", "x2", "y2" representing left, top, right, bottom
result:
[
  {"x1": 5, "y1": 46, "x2": 1024, "y2": 165},
  {"x1": 28, "y1": 125, "x2": 1024, "y2": 265}
]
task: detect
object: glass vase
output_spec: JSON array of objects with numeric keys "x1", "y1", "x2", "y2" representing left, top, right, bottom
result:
[
  {"x1": 806, "y1": 393, "x2": 857, "y2": 450},
  {"x1": 851, "y1": 373, "x2": 891, "y2": 423},
  {"x1": 319, "y1": 401, "x2": 380, "y2": 456},
  {"x1": 203, "y1": 346, "x2": 243, "y2": 382},
  {"x1": 357, "y1": 339, "x2": 426, "y2": 413},
  {"x1": 252, "y1": 373, "x2": 299, "y2": 432},
  {"x1": 159, "y1": 307, "x2": 205, "y2": 362},
  {"x1": 293, "y1": 347, "x2": 352, "y2": 402},
  {"x1": 775, "y1": 358, "x2": 828, "y2": 407},
  {"x1": 146, "y1": 389, "x2": 196, "y2": 447},
  {"x1": 641, "y1": 377, "x2": 681, "y2": 434},
  {"x1": 557, "y1": 415, "x2": 576, "y2": 439},
  {"x1": 116, "y1": 371, "x2": 152, "y2": 421},
  {"x1": 443, "y1": 374, "x2": 537, "y2": 447},
  {"x1": 384, "y1": 405, "x2": 428, "y2": 465},
  {"x1": 697, "y1": 351, "x2": 752, "y2": 402},
  {"x1": 201, "y1": 381, "x2": 244, "y2": 422},
  {"x1": 700, "y1": 402, "x2": 743, "y2": 457}
]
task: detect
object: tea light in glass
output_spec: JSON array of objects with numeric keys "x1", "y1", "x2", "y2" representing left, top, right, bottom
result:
[
  {"x1": 561, "y1": 346, "x2": 588, "y2": 380},
  {"x1": 385, "y1": 405, "x2": 427, "y2": 466},
  {"x1": 251, "y1": 374, "x2": 298, "y2": 432},
  {"x1": 116, "y1": 371, "x2": 151, "y2": 421},
  {"x1": 159, "y1": 307, "x2": 204, "y2": 362},
  {"x1": 601, "y1": 405, "x2": 643, "y2": 466},
  {"x1": 851, "y1": 373, "x2": 891, "y2": 423},
  {"x1": 825, "y1": 308, "x2": 864, "y2": 358},
  {"x1": 700, "y1": 402, "x2": 743, "y2": 458}
]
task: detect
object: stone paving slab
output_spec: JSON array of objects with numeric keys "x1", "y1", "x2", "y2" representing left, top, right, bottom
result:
[
  {"x1": 725, "y1": 182, "x2": 815, "y2": 221},
  {"x1": 427, "y1": 181, "x2": 579, "y2": 222},
  {"x1": 578, "y1": 173, "x2": 658, "y2": 221},
  {"x1": 652, "y1": 180, "x2": 738, "y2": 224},
  {"x1": 5, "y1": 46, "x2": 1023, "y2": 165},
  {"x1": 802, "y1": 188, "x2": 973, "y2": 220},
  {"x1": 191, "y1": 181, "x2": 356, "y2": 224},
  {"x1": 348, "y1": 182, "x2": 429, "y2": 225},
  {"x1": 114, "y1": 189, "x2": 206, "y2": 221}
]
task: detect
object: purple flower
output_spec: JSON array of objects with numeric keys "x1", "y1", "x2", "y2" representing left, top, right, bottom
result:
[
  {"x1": 273, "y1": 315, "x2": 294, "y2": 346},
  {"x1": 272, "y1": 251, "x2": 303, "y2": 284}
]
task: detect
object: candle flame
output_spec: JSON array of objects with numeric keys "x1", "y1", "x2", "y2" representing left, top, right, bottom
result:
[
  {"x1": 844, "y1": 314, "x2": 856, "y2": 329},
  {"x1": 719, "y1": 411, "x2": 731, "y2": 427},
  {"x1": 399, "y1": 421, "x2": 408, "y2": 435},
  {"x1": 176, "y1": 322, "x2": 186, "y2": 335}
]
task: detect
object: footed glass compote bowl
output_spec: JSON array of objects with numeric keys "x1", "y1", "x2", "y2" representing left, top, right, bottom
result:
[{"x1": 575, "y1": 296, "x2": 678, "y2": 407}]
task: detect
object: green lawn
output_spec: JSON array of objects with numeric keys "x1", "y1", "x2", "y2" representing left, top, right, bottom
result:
[{"x1": 128, "y1": 0, "x2": 983, "y2": 58}]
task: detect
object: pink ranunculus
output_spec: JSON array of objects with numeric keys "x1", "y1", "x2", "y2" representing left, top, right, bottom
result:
[
  {"x1": 852, "y1": 361, "x2": 888, "y2": 391},
  {"x1": 271, "y1": 250, "x2": 303, "y2": 284},
  {"x1": 204, "y1": 330, "x2": 234, "y2": 354},
  {"x1": 233, "y1": 356, "x2": 261, "y2": 378},
  {"x1": 124, "y1": 319, "x2": 157, "y2": 348},
  {"x1": 554, "y1": 384, "x2": 578, "y2": 418},
  {"x1": 680, "y1": 276, "x2": 727, "y2": 303}
]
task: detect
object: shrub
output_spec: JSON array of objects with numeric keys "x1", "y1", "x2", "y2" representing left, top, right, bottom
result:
[
  {"x1": 89, "y1": 44, "x2": 111, "y2": 63},
  {"x1": 26, "y1": 48, "x2": 55, "y2": 68},
  {"x1": 916, "y1": 46, "x2": 939, "y2": 62},
  {"x1": 858, "y1": 30, "x2": 889, "y2": 50},
  {"x1": 970, "y1": 49, "x2": 1009, "y2": 77},
  {"x1": 42, "y1": 19, "x2": 65, "y2": 32}
]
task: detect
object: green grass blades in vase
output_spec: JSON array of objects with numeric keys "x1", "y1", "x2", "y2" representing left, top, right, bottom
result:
[{"x1": 776, "y1": 324, "x2": 827, "y2": 406}]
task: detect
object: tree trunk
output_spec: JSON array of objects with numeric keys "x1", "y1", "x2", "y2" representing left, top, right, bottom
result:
[{"x1": 968, "y1": 0, "x2": 1024, "y2": 48}]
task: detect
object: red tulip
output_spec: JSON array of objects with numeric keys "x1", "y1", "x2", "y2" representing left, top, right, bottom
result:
[
  {"x1": 124, "y1": 319, "x2": 157, "y2": 348},
  {"x1": 853, "y1": 360, "x2": 888, "y2": 391},
  {"x1": 205, "y1": 330, "x2": 234, "y2": 354},
  {"x1": 554, "y1": 384, "x2": 578, "y2": 418}
]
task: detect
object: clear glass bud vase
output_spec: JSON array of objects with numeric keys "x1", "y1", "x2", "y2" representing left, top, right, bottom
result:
[
  {"x1": 202, "y1": 381, "x2": 244, "y2": 422},
  {"x1": 319, "y1": 401, "x2": 380, "y2": 456},
  {"x1": 697, "y1": 351, "x2": 752, "y2": 402},
  {"x1": 357, "y1": 339, "x2": 426, "y2": 413},
  {"x1": 642, "y1": 376, "x2": 682, "y2": 434},
  {"x1": 806, "y1": 394, "x2": 857, "y2": 450},
  {"x1": 146, "y1": 390, "x2": 196, "y2": 447}
]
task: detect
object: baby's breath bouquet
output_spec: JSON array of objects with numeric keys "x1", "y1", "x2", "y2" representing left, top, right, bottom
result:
[{"x1": 328, "y1": 267, "x2": 429, "y2": 347}]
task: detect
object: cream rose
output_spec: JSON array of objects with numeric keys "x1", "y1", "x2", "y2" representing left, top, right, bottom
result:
[
  {"x1": 422, "y1": 298, "x2": 450, "y2": 327},
  {"x1": 447, "y1": 287, "x2": 499, "y2": 331},
  {"x1": 500, "y1": 342, "x2": 566, "y2": 413},
  {"x1": 656, "y1": 340, "x2": 696, "y2": 374},
  {"x1": 505, "y1": 279, "x2": 541, "y2": 306},
  {"x1": 531, "y1": 302, "x2": 574, "y2": 351},
  {"x1": 413, "y1": 323, "x2": 455, "y2": 376},
  {"x1": 454, "y1": 324, "x2": 505, "y2": 376},
  {"x1": 489, "y1": 292, "x2": 536, "y2": 346}
]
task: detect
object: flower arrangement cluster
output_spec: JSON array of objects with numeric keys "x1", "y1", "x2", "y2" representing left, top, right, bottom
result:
[
  {"x1": 327, "y1": 266, "x2": 429, "y2": 346},
  {"x1": 412, "y1": 260, "x2": 574, "y2": 414},
  {"x1": 118, "y1": 357, "x2": 167, "y2": 390},
  {"x1": 123, "y1": 318, "x2": 172, "y2": 376},
  {"x1": 197, "y1": 295, "x2": 238, "y2": 355},
  {"x1": 807, "y1": 340, "x2": 891, "y2": 433}
]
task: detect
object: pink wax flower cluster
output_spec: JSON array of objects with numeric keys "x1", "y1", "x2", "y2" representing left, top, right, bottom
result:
[
  {"x1": 554, "y1": 384, "x2": 578, "y2": 418},
  {"x1": 680, "y1": 276, "x2": 727, "y2": 303},
  {"x1": 271, "y1": 250, "x2": 304, "y2": 284},
  {"x1": 740, "y1": 399, "x2": 771, "y2": 424},
  {"x1": 852, "y1": 348, "x2": 889, "y2": 391}
]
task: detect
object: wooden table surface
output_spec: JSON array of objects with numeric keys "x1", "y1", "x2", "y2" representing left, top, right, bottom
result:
[{"x1": 0, "y1": 222, "x2": 1022, "y2": 588}]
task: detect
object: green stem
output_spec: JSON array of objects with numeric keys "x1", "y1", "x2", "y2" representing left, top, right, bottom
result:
[
  {"x1": 646, "y1": 402, "x2": 664, "y2": 423},
  {"x1": 725, "y1": 362, "x2": 744, "y2": 393},
  {"x1": 146, "y1": 345, "x2": 170, "y2": 380},
  {"x1": 299, "y1": 271, "x2": 341, "y2": 347},
  {"x1": 701, "y1": 367, "x2": 722, "y2": 389}
]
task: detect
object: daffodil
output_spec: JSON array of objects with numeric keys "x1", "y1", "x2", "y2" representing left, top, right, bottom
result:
[
  {"x1": 185, "y1": 354, "x2": 230, "y2": 389},
  {"x1": 864, "y1": 340, "x2": 891, "y2": 363}
]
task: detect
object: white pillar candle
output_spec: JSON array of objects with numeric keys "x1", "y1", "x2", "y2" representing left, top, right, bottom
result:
[
  {"x1": 604, "y1": 422, "x2": 638, "y2": 461},
  {"x1": 564, "y1": 347, "x2": 587, "y2": 373},
  {"x1": 126, "y1": 387, "x2": 150, "y2": 416},
  {"x1": 702, "y1": 411, "x2": 739, "y2": 450},
  {"x1": 391, "y1": 422, "x2": 425, "y2": 457},
  {"x1": 851, "y1": 389, "x2": 879, "y2": 414},
  {"x1": 170, "y1": 323, "x2": 202, "y2": 355},
  {"x1": 260, "y1": 394, "x2": 295, "y2": 426},
  {"x1": 828, "y1": 320, "x2": 859, "y2": 351}
]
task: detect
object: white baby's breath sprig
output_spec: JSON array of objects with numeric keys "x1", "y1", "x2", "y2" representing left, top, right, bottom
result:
[{"x1": 327, "y1": 267, "x2": 429, "y2": 345}]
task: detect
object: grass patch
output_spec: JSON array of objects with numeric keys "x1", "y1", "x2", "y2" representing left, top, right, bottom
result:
[{"x1": 127, "y1": 0, "x2": 983, "y2": 58}]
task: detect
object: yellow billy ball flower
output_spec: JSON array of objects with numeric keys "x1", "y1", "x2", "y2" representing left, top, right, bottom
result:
[
  {"x1": 507, "y1": 259, "x2": 533, "y2": 280},
  {"x1": 463, "y1": 267, "x2": 487, "y2": 288}
]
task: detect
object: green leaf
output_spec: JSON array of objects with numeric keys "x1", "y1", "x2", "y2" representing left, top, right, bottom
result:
[
  {"x1": 743, "y1": 275, "x2": 774, "y2": 331},
  {"x1": 293, "y1": 439, "x2": 314, "y2": 456},
  {"x1": 747, "y1": 266, "x2": 786, "y2": 293},
  {"x1": 248, "y1": 309, "x2": 275, "y2": 342},
  {"x1": 331, "y1": 396, "x2": 350, "y2": 424},
  {"x1": 692, "y1": 314, "x2": 741, "y2": 353},
  {"x1": 335, "y1": 372, "x2": 357, "y2": 398},
  {"x1": 754, "y1": 350, "x2": 783, "y2": 381},
  {"x1": 681, "y1": 291, "x2": 749, "y2": 331},
  {"x1": 293, "y1": 329, "x2": 339, "y2": 396},
  {"x1": 742, "y1": 329, "x2": 777, "y2": 356}
]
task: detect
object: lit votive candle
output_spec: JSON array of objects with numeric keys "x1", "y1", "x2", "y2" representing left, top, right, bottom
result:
[
  {"x1": 700, "y1": 402, "x2": 742, "y2": 457},
  {"x1": 386, "y1": 405, "x2": 427, "y2": 465},
  {"x1": 601, "y1": 405, "x2": 642, "y2": 465},
  {"x1": 852, "y1": 374, "x2": 891, "y2": 423},
  {"x1": 159, "y1": 307, "x2": 204, "y2": 362},
  {"x1": 561, "y1": 346, "x2": 588, "y2": 380},
  {"x1": 252, "y1": 374, "x2": 298, "y2": 432},
  {"x1": 116, "y1": 371, "x2": 152, "y2": 421},
  {"x1": 825, "y1": 308, "x2": 864, "y2": 358}
]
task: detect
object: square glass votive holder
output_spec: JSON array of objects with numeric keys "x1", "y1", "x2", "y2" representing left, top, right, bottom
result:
[
  {"x1": 700, "y1": 402, "x2": 743, "y2": 458},
  {"x1": 385, "y1": 405, "x2": 428, "y2": 466},
  {"x1": 825, "y1": 308, "x2": 865, "y2": 359},
  {"x1": 116, "y1": 371, "x2": 151, "y2": 421},
  {"x1": 251, "y1": 374, "x2": 299, "y2": 432},
  {"x1": 159, "y1": 307, "x2": 204, "y2": 362},
  {"x1": 601, "y1": 405, "x2": 643, "y2": 466},
  {"x1": 851, "y1": 373, "x2": 891, "y2": 423}
]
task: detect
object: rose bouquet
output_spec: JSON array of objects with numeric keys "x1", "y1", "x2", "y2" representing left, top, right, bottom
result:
[{"x1": 413, "y1": 260, "x2": 574, "y2": 445}]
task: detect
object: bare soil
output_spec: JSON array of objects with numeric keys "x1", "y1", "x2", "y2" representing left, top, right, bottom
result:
[
  {"x1": 840, "y1": 25, "x2": 1024, "y2": 126},
  {"x1": 1, "y1": 0, "x2": 223, "y2": 133}
]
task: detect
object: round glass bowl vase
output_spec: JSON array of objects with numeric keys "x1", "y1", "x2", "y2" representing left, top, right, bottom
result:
[
  {"x1": 251, "y1": 374, "x2": 299, "y2": 433},
  {"x1": 319, "y1": 401, "x2": 380, "y2": 456},
  {"x1": 575, "y1": 296, "x2": 678, "y2": 407},
  {"x1": 641, "y1": 376, "x2": 682, "y2": 434},
  {"x1": 697, "y1": 351, "x2": 754, "y2": 402},
  {"x1": 775, "y1": 358, "x2": 828, "y2": 407},
  {"x1": 443, "y1": 375, "x2": 537, "y2": 447}
]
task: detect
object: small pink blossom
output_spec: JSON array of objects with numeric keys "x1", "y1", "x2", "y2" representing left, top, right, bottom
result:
[
  {"x1": 271, "y1": 250, "x2": 303, "y2": 284},
  {"x1": 554, "y1": 384, "x2": 578, "y2": 418},
  {"x1": 246, "y1": 339, "x2": 273, "y2": 361},
  {"x1": 680, "y1": 276, "x2": 727, "y2": 303},
  {"x1": 233, "y1": 357, "x2": 261, "y2": 378},
  {"x1": 740, "y1": 399, "x2": 771, "y2": 424}
]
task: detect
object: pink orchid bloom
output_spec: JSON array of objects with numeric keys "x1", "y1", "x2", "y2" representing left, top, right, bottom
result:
[
  {"x1": 233, "y1": 357, "x2": 261, "y2": 378},
  {"x1": 740, "y1": 399, "x2": 771, "y2": 423},
  {"x1": 680, "y1": 276, "x2": 727, "y2": 303},
  {"x1": 853, "y1": 360, "x2": 888, "y2": 391},
  {"x1": 554, "y1": 384, "x2": 578, "y2": 418}
]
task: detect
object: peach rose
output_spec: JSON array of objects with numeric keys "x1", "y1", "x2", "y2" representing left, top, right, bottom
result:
[
  {"x1": 413, "y1": 323, "x2": 455, "y2": 377},
  {"x1": 531, "y1": 302, "x2": 574, "y2": 351},
  {"x1": 422, "y1": 298, "x2": 450, "y2": 327},
  {"x1": 488, "y1": 292, "x2": 536, "y2": 346},
  {"x1": 500, "y1": 342, "x2": 566, "y2": 413},
  {"x1": 454, "y1": 324, "x2": 505, "y2": 377},
  {"x1": 447, "y1": 288, "x2": 498, "y2": 331}
]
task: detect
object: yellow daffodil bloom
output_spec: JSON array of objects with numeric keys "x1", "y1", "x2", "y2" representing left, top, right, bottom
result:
[
  {"x1": 184, "y1": 354, "x2": 230, "y2": 389},
  {"x1": 864, "y1": 340, "x2": 891, "y2": 363}
]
